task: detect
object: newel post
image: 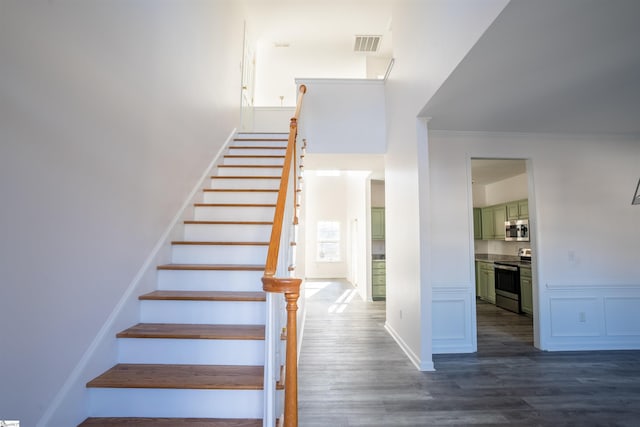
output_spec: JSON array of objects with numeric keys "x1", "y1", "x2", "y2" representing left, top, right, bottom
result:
[{"x1": 262, "y1": 276, "x2": 302, "y2": 427}]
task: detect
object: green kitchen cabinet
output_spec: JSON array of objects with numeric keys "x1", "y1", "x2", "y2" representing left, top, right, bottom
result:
[
  {"x1": 476, "y1": 261, "x2": 495, "y2": 304},
  {"x1": 371, "y1": 208, "x2": 385, "y2": 240},
  {"x1": 473, "y1": 208, "x2": 482, "y2": 240},
  {"x1": 481, "y1": 207, "x2": 494, "y2": 240},
  {"x1": 492, "y1": 205, "x2": 506, "y2": 240},
  {"x1": 520, "y1": 266, "x2": 533, "y2": 315},
  {"x1": 506, "y1": 202, "x2": 519, "y2": 220},
  {"x1": 372, "y1": 260, "x2": 386, "y2": 300},
  {"x1": 507, "y1": 199, "x2": 529, "y2": 220},
  {"x1": 518, "y1": 199, "x2": 529, "y2": 219},
  {"x1": 480, "y1": 204, "x2": 507, "y2": 240}
]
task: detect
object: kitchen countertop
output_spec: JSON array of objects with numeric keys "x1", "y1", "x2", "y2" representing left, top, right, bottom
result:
[{"x1": 475, "y1": 253, "x2": 532, "y2": 268}]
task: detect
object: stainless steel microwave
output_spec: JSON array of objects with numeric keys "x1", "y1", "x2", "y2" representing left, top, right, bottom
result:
[{"x1": 505, "y1": 219, "x2": 529, "y2": 241}]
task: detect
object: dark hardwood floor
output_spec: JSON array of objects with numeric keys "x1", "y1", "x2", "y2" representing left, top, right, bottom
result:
[{"x1": 298, "y1": 279, "x2": 640, "y2": 426}]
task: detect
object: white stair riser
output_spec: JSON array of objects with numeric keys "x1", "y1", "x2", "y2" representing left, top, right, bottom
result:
[
  {"x1": 171, "y1": 245, "x2": 267, "y2": 264},
  {"x1": 218, "y1": 167, "x2": 283, "y2": 177},
  {"x1": 157, "y1": 270, "x2": 264, "y2": 292},
  {"x1": 234, "y1": 133, "x2": 293, "y2": 139},
  {"x1": 184, "y1": 223, "x2": 272, "y2": 242},
  {"x1": 226, "y1": 148, "x2": 286, "y2": 156},
  {"x1": 88, "y1": 388, "x2": 263, "y2": 418},
  {"x1": 140, "y1": 300, "x2": 266, "y2": 325},
  {"x1": 194, "y1": 206, "x2": 274, "y2": 222},
  {"x1": 223, "y1": 156, "x2": 284, "y2": 166},
  {"x1": 203, "y1": 191, "x2": 278, "y2": 204},
  {"x1": 210, "y1": 178, "x2": 280, "y2": 190},
  {"x1": 230, "y1": 137, "x2": 289, "y2": 146},
  {"x1": 118, "y1": 338, "x2": 265, "y2": 365}
]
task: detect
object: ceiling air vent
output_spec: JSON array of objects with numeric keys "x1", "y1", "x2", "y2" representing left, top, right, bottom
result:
[{"x1": 354, "y1": 35, "x2": 382, "y2": 53}]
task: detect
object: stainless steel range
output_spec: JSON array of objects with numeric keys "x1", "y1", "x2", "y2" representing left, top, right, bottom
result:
[
  {"x1": 493, "y1": 248, "x2": 531, "y2": 313},
  {"x1": 494, "y1": 262, "x2": 521, "y2": 313}
]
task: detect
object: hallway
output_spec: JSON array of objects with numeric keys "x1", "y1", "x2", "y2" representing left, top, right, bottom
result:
[{"x1": 298, "y1": 279, "x2": 640, "y2": 426}]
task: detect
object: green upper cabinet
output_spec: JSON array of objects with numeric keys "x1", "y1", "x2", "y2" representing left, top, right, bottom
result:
[
  {"x1": 518, "y1": 199, "x2": 529, "y2": 219},
  {"x1": 506, "y1": 202, "x2": 519, "y2": 220},
  {"x1": 473, "y1": 208, "x2": 482, "y2": 240},
  {"x1": 481, "y1": 204, "x2": 506, "y2": 240},
  {"x1": 507, "y1": 199, "x2": 529, "y2": 220},
  {"x1": 492, "y1": 205, "x2": 506, "y2": 240},
  {"x1": 371, "y1": 207, "x2": 385, "y2": 240},
  {"x1": 479, "y1": 199, "x2": 527, "y2": 239},
  {"x1": 480, "y1": 206, "x2": 494, "y2": 240}
]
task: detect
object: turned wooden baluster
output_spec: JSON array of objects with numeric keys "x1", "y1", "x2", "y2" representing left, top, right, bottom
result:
[{"x1": 262, "y1": 277, "x2": 301, "y2": 427}]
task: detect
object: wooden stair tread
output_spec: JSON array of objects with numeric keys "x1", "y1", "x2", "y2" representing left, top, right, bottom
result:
[
  {"x1": 194, "y1": 203, "x2": 276, "y2": 207},
  {"x1": 139, "y1": 290, "x2": 266, "y2": 302},
  {"x1": 210, "y1": 176, "x2": 280, "y2": 179},
  {"x1": 116, "y1": 323, "x2": 265, "y2": 340},
  {"x1": 183, "y1": 220, "x2": 273, "y2": 225},
  {"x1": 79, "y1": 418, "x2": 262, "y2": 427},
  {"x1": 171, "y1": 241, "x2": 269, "y2": 246},
  {"x1": 233, "y1": 138, "x2": 287, "y2": 141},
  {"x1": 218, "y1": 165, "x2": 282, "y2": 168},
  {"x1": 223, "y1": 155, "x2": 285, "y2": 158},
  {"x1": 157, "y1": 264, "x2": 264, "y2": 271},
  {"x1": 86, "y1": 364, "x2": 264, "y2": 390},
  {"x1": 227, "y1": 146, "x2": 286, "y2": 150},
  {"x1": 203, "y1": 189, "x2": 279, "y2": 193}
]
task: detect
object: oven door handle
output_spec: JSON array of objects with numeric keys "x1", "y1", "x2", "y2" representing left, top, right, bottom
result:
[{"x1": 494, "y1": 264, "x2": 518, "y2": 272}]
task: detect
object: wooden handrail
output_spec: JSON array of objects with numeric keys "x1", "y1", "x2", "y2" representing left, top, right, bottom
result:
[
  {"x1": 263, "y1": 84, "x2": 306, "y2": 276},
  {"x1": 262, "y1": 84, "x2": 306, "y2": 427}
]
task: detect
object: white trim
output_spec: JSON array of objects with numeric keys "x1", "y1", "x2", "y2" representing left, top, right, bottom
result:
[
  {"x1": 295, "y1": 78, "x2": 385, "y2": 86},
  {"x1": 36, "y1": 128, "x2": 236, "y2": 427},
  {"x1": 546, "y1": 282, "x2": 640, "y2": 290},
  {"x1": 384, "y1": 322, "x2": 435, "y2": 372}
]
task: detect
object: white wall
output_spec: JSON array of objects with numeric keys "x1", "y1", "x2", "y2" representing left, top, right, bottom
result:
[
  {"x1": 429, "y1": 131, "x2": 640, "y2": 353},
  {"x1": 485, "y1": 173, "x2": 528, "y2": 205},
  {"x1": 345, "y1": 173, "x2": 373, "y2": 300},
  {"x1": 383, "y1": 0, "x2": 509, "y2": 370},
  {"x1": 371, "y1": 180, "x2": 386, "y2": 207},
  {"x1": 252, "y1": 107, "x2": 296, "y2": 132},
  {"x1": 255, "y1": 44, "x2": 366, "y2": 106},
  {"x1": 303, "y1": 173, "x2": 350, "y2": 278},
  {"x1": 296, "y1": 79, "x2": 386, "y2": 154},
  {"x1": 0, "y1": 2, "x2": 243, "y2": 425}
]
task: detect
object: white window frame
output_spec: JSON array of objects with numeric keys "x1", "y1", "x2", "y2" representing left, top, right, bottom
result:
[{"x1": 316, "y1": 221, "x2": 341, "y2": 262}]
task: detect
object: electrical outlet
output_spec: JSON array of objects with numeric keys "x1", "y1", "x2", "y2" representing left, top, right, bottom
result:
[
  {"x1": 399, "y1": 310, "x2": 403, "y2": 319},
  {"x1": 579, "y1": 312, "x2": 586, "y2": 322}
]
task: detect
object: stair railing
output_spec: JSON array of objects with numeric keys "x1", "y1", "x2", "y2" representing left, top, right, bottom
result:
[{"x1": 262, "y1": 84, "x2": 306, "y2": 427}]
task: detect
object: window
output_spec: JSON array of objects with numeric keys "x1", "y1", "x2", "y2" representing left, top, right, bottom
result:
[{"x1": 317, "y1": 221, "x2": 340, "y2": 262}]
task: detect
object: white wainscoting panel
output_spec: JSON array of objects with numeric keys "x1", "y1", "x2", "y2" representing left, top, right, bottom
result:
[
  {"x1": 544, "y1": 283, "x2": 640, "y2": 351},
  {"x1": 604, "y1": 297, "x2": 640, "y2": 336},
  {"x1": 549, "y1": 297, "x2": 601, "y2": 337},
  {"x1": 432, "y1": 286, "x2": 475, "y2": 354}
]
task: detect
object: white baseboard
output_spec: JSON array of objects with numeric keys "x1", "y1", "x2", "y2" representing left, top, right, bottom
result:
[{"x1": 384, "y1": 322, "x2": 435, "y2": 371}]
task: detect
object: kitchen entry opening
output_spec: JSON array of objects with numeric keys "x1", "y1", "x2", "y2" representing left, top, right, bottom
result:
[{"x1": 470, "y1": 158, "x2": 537, "y2": 353}]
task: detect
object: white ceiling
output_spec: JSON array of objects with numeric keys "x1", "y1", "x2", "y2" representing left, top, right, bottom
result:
[
  {"x1": 471, "y1": 159, "x2": 526, "y2": 185},
  {"x1": 421, "y1": 0, "x2": 640, "y2": 135},
  {"x1": 243, "y1": 0, "x2": 393, "y2": 57}
]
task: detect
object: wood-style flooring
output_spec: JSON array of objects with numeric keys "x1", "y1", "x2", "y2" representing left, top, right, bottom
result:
[{"x1": 298, "y1": 279, "x2": 640, "y2": 426}]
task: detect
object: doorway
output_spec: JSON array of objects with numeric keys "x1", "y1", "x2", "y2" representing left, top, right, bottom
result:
[{"x1": 470, "y1": 158, "x2": 536, "y2": 352}]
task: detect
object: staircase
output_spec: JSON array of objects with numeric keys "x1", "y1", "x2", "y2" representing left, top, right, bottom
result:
[{"x1": 79, "y1": 133, "x2": 291, "y2": 427}]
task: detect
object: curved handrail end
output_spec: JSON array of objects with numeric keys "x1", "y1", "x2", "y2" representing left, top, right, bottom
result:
[{"x1": 262, "y1": 276, "x2": 302, "y2": 294}]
